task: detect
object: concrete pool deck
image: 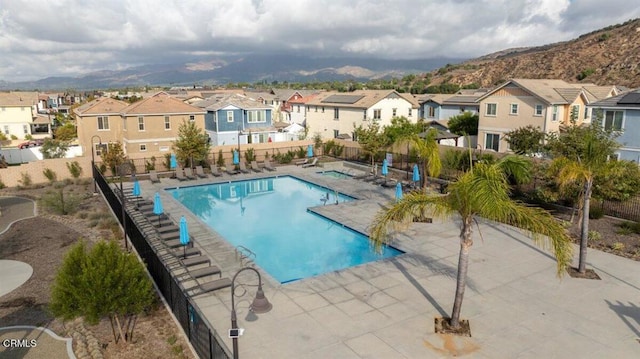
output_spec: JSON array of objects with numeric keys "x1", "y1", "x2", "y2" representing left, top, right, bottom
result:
[{"x1": 132, "y1": 162, "x2": 640, "y2": 358}]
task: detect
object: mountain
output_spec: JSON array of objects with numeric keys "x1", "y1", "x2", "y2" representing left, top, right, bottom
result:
[
  {"x1": 0, "y1": 54, "x2": 460, "y2": 91},
  {"x1": 425, "y1": 18, "x2": 640, "y2": 89}
]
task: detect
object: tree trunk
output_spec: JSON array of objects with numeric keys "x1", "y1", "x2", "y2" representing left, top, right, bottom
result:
[
  {"x1": 578, "y1": 179, "x2": 593, "y2": 274},
  {"x1": 114, "y1": 314, "x2": 128, "y2": 343},
  {"x1": 450, "y1": 216, "x2": 473, "y2": 328}
]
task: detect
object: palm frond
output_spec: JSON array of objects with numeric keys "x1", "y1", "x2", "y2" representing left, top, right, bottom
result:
[{"x1": 497, "y1": 155, "x2": 532, "y2": 185}]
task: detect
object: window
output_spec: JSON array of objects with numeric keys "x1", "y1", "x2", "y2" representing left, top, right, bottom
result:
[
  {"x1": 570, "y1": 105, "x2": 580, "y2": 122},
  {"x1": 583, "y1": 107, "x2": 589, "y2": 119},
  {"x1": 352, "y1": 131, "x2": 357, "y2": 141},
  {"x1": 95, "y1": 143, "x2": 107, "y2": 156},
  {"x1": 189, "y1": 115, "x2": 195, "y2": 122},
  {"x1": 247, "y1": 110, "x2": 266, "y2": 123},
  {"x1": 604, "y1": 110, "x2": 623, "y2": 131},
  {"x1": 227, "y1": 111, "x2": 234, "y2": 122},
  {"x1": 363, "y1": 110, "x2": 367, "y2": 120},
  {"x1": 333, "y1": 129, "x2": 339, "y2": 138},
  {"x1": 408, "y1": 108, "x2": 412, "y2": 117},
  {"x1": 138, "y1": 116, "x2": 145, "y2": 131},
  {"x1": 486, "y1": 103, "x2": 497, "y2": 116},
  {"x1": 97, "y1": 116, "x2": 109, "y2": 130},
  {"x1": 139, "y1": 144, "x2": 147, "y2": 152},
  {"x1": 551, "y1": 105, "x2": 558, "y2": 122},
  {"x1": 392, "y1": 108, "x2": 397, "y2": 117},
  {"x1": 297, "y1": 105, "x2": 300, "y2": 113},
  {"x1": 510, "y1": 103, "x2": 518, "y2": 115},
  {"x1": 23, "y1": 125, "x2": 28, "y2": 134},
  {"x1": 159, "y1": 146, "x2": 169, "y2": 152},
  {"x1": 485, "y1": 133, "x2": 500, "y2": 151},
  {"x1": 373, "y1": 109, "x2": 381, "y2": 120},
  {"x1": 321, "y1": 107, "x2": 325, "y2": 113},
  {"x1": 3, "y1": 126, "x2": 8, "y2": 135},
  {"x1": 334, "y1": 108, "x2": 339, "y2": 120},
  {"x1": 608, "y1": 153, "x2": 620, "y2": 161},
  {"x1": 427, "y1": 106, "x2": 435, "y2": 118},
  {"x1": 164, "y1": 116, "x2": 171, "y2": 130},
  {"x1": 534, "y1": 104, "x2": 543, "y2": 116}
]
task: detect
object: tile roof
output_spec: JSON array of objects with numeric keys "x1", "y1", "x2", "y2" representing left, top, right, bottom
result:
[
  {"x1": 0, "y1": 91, "x2": 38, "y2": 106},
  {"x1": 479, "y1": 79, "x2": 616, "y2": 105},
  {"x1": 288, "y1": 94, "x2": 319, "y2": 104},
  {"x1": 193, "y1": 93, "x2": 271, "y2": 111},
  {"x1": 305, "y1": 90, "x2": 418, "y2": 109},
  {"x1": 589, "y1": 88, "x2": 640, "y2": 108},
  {"x1": 73, "y1": 97, "x2": 129, "y2": 115},
  {"x1": 120, "y1": 92, "x2": 205, "y2": 115}
]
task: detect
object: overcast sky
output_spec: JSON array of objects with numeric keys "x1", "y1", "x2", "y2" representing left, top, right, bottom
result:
[{"x1": 1, "y1": 0, "x2": 639, "y2": 82}]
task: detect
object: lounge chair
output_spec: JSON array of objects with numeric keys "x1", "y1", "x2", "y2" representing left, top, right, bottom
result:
[
  {"x1": 184, "y1": 167, "x2": 196, "y2": 180},
  {"x1": 188, "y1": 265, "x2": 222, "y2": 279},
  {"x1": 210, "y1": 165, "x2": 223, "y2": 177},
  {"x1": 250, "y1": 160, "x2": 262, "y2": 172},
  {"x1": 239, "y1": 162, "x2": 250, "y2": 174},
  {"x1": 302, "y1": 157, "x2": 318, "y2": 168},
  {"x1": 226, "y1": 166, "x2": 239, "y2": 175},
  {"x1": 149, "y1": 170, "x2": 161, "y2": 183},
  {"x1": 181, "y1": 255, "x2": 210, "y2": 268},
  {"x1": 295, "y1": 158, "x2": 309, "y2": 166},
  {"x1": 263, "y1": 159, "x2": 276, "y2": 172},
  {"x1": 194, "y1": 277, "x2": 232, "y2": 294},
  {"x1": 195, "y1": 165, "x2": 208, "y2": 178},
  {"x1": 175, "y1": 168, "x2": 188, "y2": 181}
]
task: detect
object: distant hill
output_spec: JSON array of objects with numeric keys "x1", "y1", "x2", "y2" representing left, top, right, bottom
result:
[
  {"x1": 0, "y1": 55, "x2": 460, "y2": 91},
  {"x1": 425, "y1": 18, "x2": 640, "y2": 89}
]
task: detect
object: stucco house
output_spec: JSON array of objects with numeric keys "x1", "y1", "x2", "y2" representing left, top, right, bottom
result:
[
  {"x1": 0, "y1": 91, "x2": 42, "y2": 141},
  {"x1": 419, "y1": 89, "x2": 486, "y2": 124},
  {"x1": 305, "y1": 90, "x2": 419, "y2": 140}
]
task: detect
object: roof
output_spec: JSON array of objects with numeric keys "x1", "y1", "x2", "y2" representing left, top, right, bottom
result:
[
  {"x1": 74, "y1": 97, "x2": 129, "y2": 116},
  {"x1": 193, "y1": 93, "x2": 271, "y2": 111},
  {"x1": 120, "y1": 92, "x2": 205, "y2": 115},
  {"x1": 288, "y1": 94, "x2": 319, "y2": 104},
  {"x1": 33, "y1": 113, "x2": 51, "y2": 124},
  {"x1": 589, "y1": 88, "x2": 640, "y2": 108},
  {"x1": 478, "y1": 79, "x2": 592, "y2": 105},
  {"x1": 305, "y1": 90, "x2": 418, "y2": 109},
  {"x1": 581, "y1": 84, "x2": 618, "y2": 102},
  {"x1": 0, "y1": 92, "x2": 38, "y2": 107}
]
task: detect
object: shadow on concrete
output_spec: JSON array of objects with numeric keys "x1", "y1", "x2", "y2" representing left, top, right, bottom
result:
[{"x1": 605, "y1": 300, "x2": 640, "y2": 338}]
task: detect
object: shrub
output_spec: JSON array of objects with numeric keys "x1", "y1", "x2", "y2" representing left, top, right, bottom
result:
[
  {"x1": 66, "y1": 161, "x2": 82, "y2": 179},
  {"x1": 18, "y1": 172, "x2": 32, "y2": 188},
  {"x1": 24, "y1": 134, "x2": 33, "y2": 140},
  {"x1": 0, "y1": 177, "x2": 5, "y2": 190},
  {"x1": 40, "y1": 188, "x2": 83, "y2": 215},
  {"x1": 164, "y1": 153, "x2": 172, "y2": 170},
  {"x1": 589, "y1": 206, "x2": 605, "y2": 219},
  {"x1": 616, "y1": 221, "x2": 640, "y2": 235},
  {"x1": 577, "y1": 68, "x2": 595, "y2": 81},
  {"x1": 244, "y1": 147, "x2": 256, "y2": 162},
  {"x1": 588, "y1": 230, "x2": 602, "y2": 242},
  {"x1": 99, "y1": 163, "x2": 107, "y2": 174},
  {"x1": 145, "y1": 156, "x2": 156, "y2": 171},
  {"x1": 217, "y1": 150, "x2": 225, "y2": 167},
  {"x1": 10, "y1": 134, "x2": 17, "y2": 140},
  {"x1": 611, "y1": 242, "x2": 625, "y2": 251},
  {"x1": 43, "y1": 168, "x2": 58, "y2": 184},
  {"x1": 598, "y1": 32, "x2": 611, "y2": 42},
  {"x1": 296, "y1": 146, "x2": 306, "y2": 159}
]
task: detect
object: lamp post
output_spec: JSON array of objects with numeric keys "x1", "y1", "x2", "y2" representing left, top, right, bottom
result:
[
  {"x1": 237, "y1": 125, "x2": 243, "y2": 165},
  {"x1": 230, "y1": 267, "x2": 272, "y2": 359},
  {"x1": 91, "y1": 135, "x2": 102, "y2": 193}
]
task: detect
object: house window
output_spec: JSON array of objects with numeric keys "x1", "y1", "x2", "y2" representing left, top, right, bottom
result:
[
  {"x1": 164, "y1": 116, "x2": 171, "y2": 130},
  {"x1": 247, "y1": 110, "x2": 266, "y2": 123},
  {"x1": 3, "y1": 126, "x2": 8, "y2": 135},
  {"x1": 485, "y1": 133, "x2": 500, "y2": 151},
  {"x1": 97, "y1": 116, "x2": 109, "y2": 130},
  {"x1": 583, "y1": 107, "x2": 589, "y2": 119},
  {"x1": 551, "y1": 105, "x2": 558, "y2": 122},
  {"x1": 486, "y1": 103, "x2": 497, "y2": 116},
  {"x1": 138, "y1": 116, "x2": 145, "y2": 131},
  {"x1": 570, "y1": 105, "x2": 580, "y2": 122},
  {"x1": 139, "y1": 144, "x2": 147, "y2": 152},
  {"x1": 95, "y1": 143, "x2": 107, "y2": 156},
  {"x1": 352, "y1": 131, "x2": 357, "y2": 141},
  {"x1": 297, "y1": 105, "x2": 300, "y2": 113},
  {"x1": 534, "y1": 104, "x2": 543, "y2": 116},
  {"x1": 23, "y1": 125, "x2": 28, "y2": 134},
  {"x1": 604, "y1": 110, "x2": 623, "y2": 131},
  {"x1": 392, "y1": 108, "x2": 397, "y2": 117},
  {"x1": 189, "y1": 115, "x2": 195, "y2": 122},
  {"x1": 408, "y1": 108, "x2": 412, "y2": 117},
  {"x1": 227, "y1": 111, "x2": 234, "y2": 122},
  {"x1": 373, "y1": 109, "x2": 381, "y2": 120},
  {"x1": 427, "y1": 106, "x2": 435, "y2": 118},
  {"x1": 321, "y1": 107, "x2": 325, "y2": 113},
  {"x1": 510, "y1": 103, "x2": 518, "y2": 115},
  {"x1": 334, "y1": 108, "x2": 339, "y2": 120},
  {"x1": 333, "y1": 129, "x2": 339, "y2": 138},
  {"x1": 363, "y1": 110, "x2": 367, "y2": 119},
  {"x1": 608, "y1": 153, "x2": 620, "y2": 161}
]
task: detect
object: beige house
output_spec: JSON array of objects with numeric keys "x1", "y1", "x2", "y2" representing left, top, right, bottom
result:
[
  {"x1": 305, "y1": 90, "x2": 419, "y2": 140},
  {"x1": 477, "y1": 79, "x2": 618, "y2": 152},
  {"x1": 0, "y1": 91, "x2": 42, "y2": 141},
  {"x1": 75, "y1": 92, "x2": 206, "y2": 158}
]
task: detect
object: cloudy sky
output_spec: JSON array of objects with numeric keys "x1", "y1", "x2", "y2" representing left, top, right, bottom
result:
[{"x1": 1, "y1": 0, "x2": 639, "y2": 82}]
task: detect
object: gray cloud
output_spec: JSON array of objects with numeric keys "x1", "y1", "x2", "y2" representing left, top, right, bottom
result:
[{"x1": 1, "y1": 0, "x2": 638, "y2": 82}]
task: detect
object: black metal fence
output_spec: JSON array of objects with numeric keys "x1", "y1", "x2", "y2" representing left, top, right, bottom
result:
[{"x1": 94, "y1": 164, "x2": 230, "y2": 359}]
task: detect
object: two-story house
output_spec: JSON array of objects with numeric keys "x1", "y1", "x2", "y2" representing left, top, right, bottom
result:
[
  {"x1": 588, "y1": 89, "x2": 640, "y2": 163},
  {"x1": 75, "y1": 97, "x2": 130, "y2": 158},
  {"x1": 288, "y1": 94, "x2": 319, "y2": 126},
  {"x1": 193, "y1": 94, "x2": 274, "y2": 146},
  {"x1": 0, "y1": 91, "x2": 39, "y2": 141},
  {"x1": 476, "y1": 79, "x2": 617, "y2": 152},
  {"x1": 305, "y1": 90, "x2": 419, "y2": 140},
  {"x1": 419, "y1": 89, "x2": 485, "y2": 124}
]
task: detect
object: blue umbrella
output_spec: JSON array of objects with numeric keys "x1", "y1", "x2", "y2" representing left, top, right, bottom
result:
[
  {"x1": 412, "y1": 164, "x2": 420, "y2": 184},
  {"x1": 307, "y1": 144, "x2": 314, "y2": 158},
  {"x1": 179, "y1": 216, "x2": 190, "y2": 258},
  {"x1": 395, "y1": 182, "x2": 403, "y2": 201},
  {"x1": 132, "y1": 179, "x2": 141, "y2": 208},
  {"x1": 153, "y1": 192, "x2": 163, "y2": 226},
  {"x1": 170, "y1": 153, "x2": 177, "y2": 169},
  {"x1": 233, "y1": 150, "x2": 239, "y2": 165},
  {"x1": 381, "y1": 158, "x2": 388, "y2": 177}
]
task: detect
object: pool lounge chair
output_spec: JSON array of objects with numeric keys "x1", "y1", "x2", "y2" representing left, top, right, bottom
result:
[
  {"x1": 149, "y1": 170, "x2": 161, "y2": 183},
  {"x1": 192, "y1": 277, "x2": 232, "y2": 294},
  {"x1": 195, "y1": 165, "x2": 208, "y2": 178},
  {"x1": 302, "y1": 157, "x2": 318, "y2": 168},
  {"x1": 184, "y1": 167, "x2": 197, "y2": 180},
  {"x1": 226, "y1": 166, "x2": 239, "y2": 175},
  {"x1": 263, "y1": 159, "x2": 276, "y2": 172},
  {"x1": 250, "y1": 160, "x2": 262, "y2": 172},
  {"x1": 175, "y1": 168, "x2": 188, "y2": 181},
  {"x1": 239, "y1": 162, "x2": 251, "y2": 174},
  {"x1": 210, "y1": 165, "x2": 223, "y2": 177},
  {"x1": 295, "y1": 158, "x2": 309, "y2": 166}
]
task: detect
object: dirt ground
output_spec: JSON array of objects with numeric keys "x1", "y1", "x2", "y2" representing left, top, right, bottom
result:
[{"x1": 0, "y1": 181, "x2": 194, "y2": 359}]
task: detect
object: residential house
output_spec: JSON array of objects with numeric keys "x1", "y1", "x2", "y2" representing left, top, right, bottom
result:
[
  {"x1": 588, "y1": 88, "x2": 640, "y2": 163},
  {"x1": 192, "y1": 93, "x2": 275, "y2": 146},
  {"x1": 419, "y1": 89, "x2": 485, "y2": 124},
  {"x1": 288, "y1": 93, "x2": 319, "y2": 125},
  {"x1": 0, "y1": 91, "x2": 40, "y2": 141},
  {"x1": 75, "y1": 97, "x2": 130, "y2": 158},
  {"x1": 476, "y1": 79, "x2": 617, "y2": 152},
  {"x1": 305, "y1": 90, "x2": 419, "y2": 140}
]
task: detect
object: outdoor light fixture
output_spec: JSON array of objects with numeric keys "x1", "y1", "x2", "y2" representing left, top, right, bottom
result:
[
  {"x1": 230, "y1": 267, "x2": 272, "y2": 359},
  {"x1": 91, "y1": 135, "x2": 102, "y2": 193}
]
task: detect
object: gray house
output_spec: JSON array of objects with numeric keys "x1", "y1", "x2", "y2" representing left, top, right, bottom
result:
[{"x1": 588, "y1": 89, "x2": 640, "y2": 163}]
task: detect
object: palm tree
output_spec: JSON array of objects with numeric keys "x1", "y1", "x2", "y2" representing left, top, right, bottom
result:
[
  {"x1": 409, "y1": 129, "x2": 442, "y2": 191},
  {"x1": 369, "y1": 155, "x2": 573, "y2": 329}
]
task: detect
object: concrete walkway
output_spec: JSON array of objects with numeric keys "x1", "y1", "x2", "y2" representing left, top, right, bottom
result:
[{"x1": 131, "y1": 162, "x2": 640, "y2": 358}]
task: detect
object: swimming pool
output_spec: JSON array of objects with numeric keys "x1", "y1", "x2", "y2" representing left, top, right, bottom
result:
[
  {"x1": 168, "y1": 176, "x2": 402, "y2": 283},
  {"x1": 318, "y1": 170, "x2": 353, "y2": 179}
]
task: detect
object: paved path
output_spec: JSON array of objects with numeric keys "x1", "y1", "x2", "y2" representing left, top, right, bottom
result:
[
  {"x1": 0, "y1": 196, "x2": 37, "y2": 298},
  {"x1": 130, "y1": 162, "x2": 640, "y2": 358}
]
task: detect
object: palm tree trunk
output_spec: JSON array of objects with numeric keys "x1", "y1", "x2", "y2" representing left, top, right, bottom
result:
[
  {"x1": 450, "y1": 216, "x2": 473, "y2": 328},
  {"x1": 578, "y1": 178, "x2": 593, "y2": 274}
]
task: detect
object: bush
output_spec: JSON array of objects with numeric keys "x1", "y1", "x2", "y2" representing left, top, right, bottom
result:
[
  {"x1": 244, "y1": 147, "x2": 256, "y2": 162},
  {"x1": 217, "y1": 150, "x2": 225, "y2": 167},
  {"x1": 40, "y1": 188, "x2": 83, "y2": 215},
  {"x1": 66, "y1": 161, "x2": 82, "y2": 179},
  {"x1": 145, "y1": 156, "x2": 156, "y2": 171},
  {"x1": 10, "y1": 134, "x2": 17, "y2": 140},
  {"x1": 25, "y1": 134, "x2": 33, "y2": 140},
  {"x1": 588, "y1": 230, "x2": 602, "y2": 242},
  {"x1": 18, "y1": 172, "x2": 32, "y2": 188},
  {"x1": 43, "y1": 168, "x2": 58, "y2": 184},
  {"x1": 273, "y1": 150, "x2": 294, "y2": 164},
  {"x1": 296, "y1": 146, "x2": 306, "y2": 159},
  {"x1": 589, "y1": 206, "x2": 605, "y2": 219},
  {"x1": 616, "y1": 221, "x2": 640, "y2": 235}
]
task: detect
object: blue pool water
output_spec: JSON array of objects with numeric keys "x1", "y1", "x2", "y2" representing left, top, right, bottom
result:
[
  {"x1": 168, "y1": 176, "x2": 402, "y2": 283},
  {"x1": 318, "y1": 170, "x2": 353, "y2": 179}
]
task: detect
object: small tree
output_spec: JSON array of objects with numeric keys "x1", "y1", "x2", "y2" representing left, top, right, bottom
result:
[
  {"x1": 50, "y1": 240, "x2": 155, "y2": 344},
  {"x1": 102, "y1": 142, "x2": 126, "y2": 175},
  {"x1": 173, "y1": 121, "x2": 210, "y2": 168},
  {"x1": 41, "y1": 138, "x2": 69, "y2": 159},
  {"x1": 43, "y1": 168, "x2": 58, "y2": 184},
  {"x1": 66, "y1": 161, "x2": 83, "y2": 179},
  {"x1": 54, "y1": 123, "x2": 77, "y2": 142},
  {"x1": 447, "y1": 112, "x2": 479, "y2": 136},
  {"x1": 41, "y1": 188, "x2": 83, "y2": 215},
  {"x1": 354, "y1": 122, "x2": 391, "y2": 168},
  {"x1": 217, "y1": 150, "x2": 225, "y2": 167},
  {"x1": 504, "y1": 125, "x2": 546, "y2": 156}
]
